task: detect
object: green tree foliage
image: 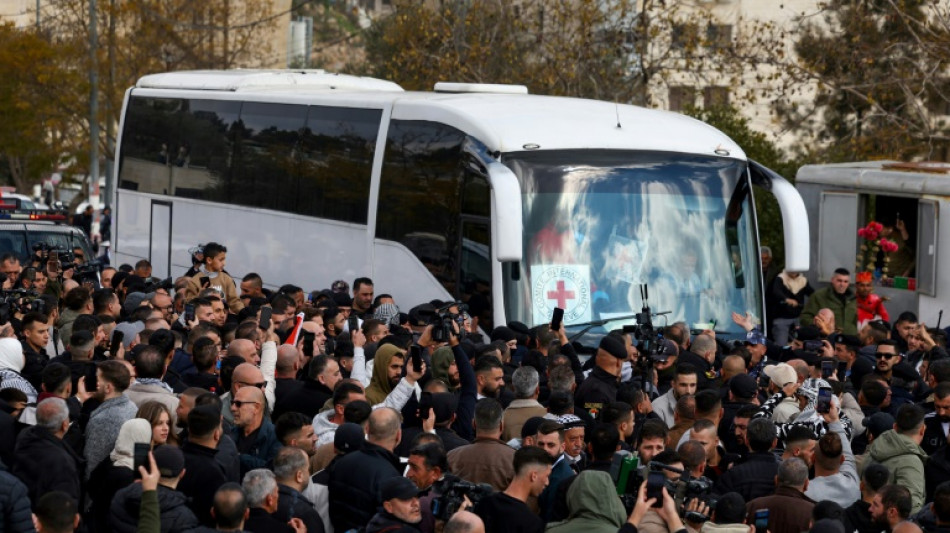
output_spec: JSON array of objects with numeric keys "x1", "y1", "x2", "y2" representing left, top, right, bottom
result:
[
  {"x1": 780, "y1": 0, "x2": 950, "y2": 161},
  {"x1": 0, "y1": 23, "x2": 86, "y2": 192}
]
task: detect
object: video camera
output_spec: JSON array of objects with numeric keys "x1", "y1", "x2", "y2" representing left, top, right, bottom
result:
[
  {"x1": 420, "y1": 302, "x2": 467, "y2": 343},
  {"x1": 0, "y1": 288, "x2": 44, "y2": 324},
  {"x1": 622, "y1": 285, "x2": 671, "y2": 387},
  {"x1": 430, "y1": 476, "x2": 493, "y2": 521},
  {"x1": 614, "y1": 458, "x2": 717, "y2": 522},
  {"x1": 143, "y1": 277, "x2": 174, "y2": 293}
]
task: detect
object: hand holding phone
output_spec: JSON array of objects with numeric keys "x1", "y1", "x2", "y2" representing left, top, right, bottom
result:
[
  {"x1": 551, "y1": 307, "x2": 564, "y2": 332},
  {"x1": 259, "y1": 307, "x2": 272, "y2": 331},
  {"x1": 133, "y1": 442, "x2": 150, "y2": 479},
  {"x1": 410, "y1": 345, "x2": 423, "y2": 374},
  {"x1": 821, "y1": 360, "x2": 834, "y2": 380},
  {"x1": 816, "y1": 387, "x2": 833, "y2": 414},
  {"x1": 347, "y1": 316, "x2": 359, "y2": 335},
  {"x1": 110, "y1": 330, "x2": 124, "y2": 358},
  {"x1": 754, "y1": 509, "x2": 769, "y2": 533},
  {"x1": 647, "y1": 471, "x2": 665, "y2": 508},
  {"x1": 184, "y1": 303, "x2": 195, "y2": 324},
  {"x1": 419, "y1": 391, "x2": 432, "y2": 420}
]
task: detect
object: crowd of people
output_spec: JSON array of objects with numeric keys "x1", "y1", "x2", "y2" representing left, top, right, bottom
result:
[{"x1": 0, "y1": 240, "x2": 947, "y2": 533}]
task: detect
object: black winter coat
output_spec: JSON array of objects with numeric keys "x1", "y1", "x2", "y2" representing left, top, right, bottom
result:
[
  {"x1": 89, "y1": 459, "x2": 135, "y2": 533},
  {"x1": 110, "y1": 483, "x2": 199, "y2": 533},
  {"x1": 179, "y1": 441, "x2": 232, "y2": 527},
  {"x1": 574, "y1": 366, "x2": 618, "y2": 416},
  {"x1": 13, "y1": 425, "x2": 84, "y2": 504},
  {"x1": 713, "y1": 451, "x2": 779, "y2": 502},
  {"x1": 276, "y1": 484, "x2": 325, "y2": 533},
  {"x1": 328, "y1": 441, "x2": 402, "y2": 532},
  {"x1": 0, "y1": 460, "x2": 33, "y2": 533}
]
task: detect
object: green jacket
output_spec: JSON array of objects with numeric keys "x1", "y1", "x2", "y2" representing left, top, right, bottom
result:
[
  {"x1": 546, "y1": 471, "x2": 627, "y2": 533},
  {"x1": 868, "y1": 430, "x2": 928, "y2": 513},
  {"x1": 799, "y1": 286, "x2": 858, "y2": 335}
]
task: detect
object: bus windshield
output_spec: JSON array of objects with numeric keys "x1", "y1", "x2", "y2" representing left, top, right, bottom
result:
[{"x1": 501, "y1": 150, "x2": 761, "y2": 345}]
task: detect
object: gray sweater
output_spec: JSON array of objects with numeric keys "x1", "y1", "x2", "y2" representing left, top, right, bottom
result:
[
  {"x1": 84, "y1": 395, "x2": 139, "y2": 478},
  {"x1": 804, "y1": 420, "x2": 860, "y2": 506}
]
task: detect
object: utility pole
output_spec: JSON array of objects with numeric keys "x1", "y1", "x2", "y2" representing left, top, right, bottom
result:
[
  {"x1": 89, "y1": 0, "x2": 99, "y2": 205},
  {"x1": 35, "y1": 0, "x2": 40, "y2": 28}
]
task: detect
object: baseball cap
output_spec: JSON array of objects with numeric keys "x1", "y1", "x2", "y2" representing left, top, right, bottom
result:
[
  {"x1": 380, "y1": 476, "x2": 419, "y2": 502},
  {"x1": 599, "y1": 335, "x2": 627, "y2": 360},
  {"x1": 863, "y1": 412, "x2": 895, "y2": 439},
  {"x1": 763, "y1": 363, "x2": 797, "y2": 387},
  {"x1": 744, "y1": 330, "x2": 767, "y2": 346},
  {"x1": 832, "y1": 334, "x2": 861, "y2": 348},
  {"x1": 123, "y1": 292, "x2": 149, "y2": 315},
  {"x1": 114, "y1": 321, "x2": 145, "y2": 349},
  {"x1": 331, "y1": 280, "x2": 349, "y2": 294},
  {"x1": 334, "y1": 422, "x2": 365, "y2": 454},
  {"x1": 153, "y1": 445, "x2": 185, "y2": 478},
  {"x1": 729, "y1": 374, "x2": 758, "y2": 400}
]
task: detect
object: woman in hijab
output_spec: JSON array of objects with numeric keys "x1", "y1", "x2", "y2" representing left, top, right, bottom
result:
[
  {"x1": 89, "y1": 418, "x2": 153, "y2": 532},
  {"x1": 0, "y1": 337, "x2": 37, "y2": 404}
]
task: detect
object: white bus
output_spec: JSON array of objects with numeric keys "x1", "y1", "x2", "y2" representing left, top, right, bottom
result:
[{"x1": 113, "y1": 70, "x2": 809, "y2": 342}]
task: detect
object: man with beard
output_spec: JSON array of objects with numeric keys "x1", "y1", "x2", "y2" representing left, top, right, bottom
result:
[
  {"x1": 84, "y1": 360, "x2": 138, "y2": 477},
  {"x1": 855, "y1": 272, "x2": 889, "y2": 328},
  {"x1": 870, "y1": 485, "x2": 913, "y2": 533},
  {"x1": 366, "y1": 476, "x2": 423, "y2": 533},
  {"x1": 431, "y1": 346, "x2": 460, "y2": 390},
  {"x1": 923, "y1": 383, "x2": 950, "y2": 455},
  {"x1": 800, "y1": 268, "x2": 858, "y2": 336},
  {"x1": 474, "y1": 355, "x2": 505, "y2": 400},
  {"x1": 366, "y1": 344, "x2": 424, "y2": 405}
]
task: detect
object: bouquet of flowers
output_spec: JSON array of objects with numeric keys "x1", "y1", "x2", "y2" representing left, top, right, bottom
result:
[{"x1": 856, "y1": 221, "x2": 899, "y2": 279}]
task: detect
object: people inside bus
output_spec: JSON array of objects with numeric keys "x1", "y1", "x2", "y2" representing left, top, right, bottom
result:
[{"x1": 881, "y1": 217, "x2": 915, "y2": 278}]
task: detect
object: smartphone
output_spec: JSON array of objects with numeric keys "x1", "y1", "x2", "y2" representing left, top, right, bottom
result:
[
  {"x1": 184, "y1": 303, "x2": 195, "y2": 323},
  {"x1": 419, "y1": 391, "x2": 432, "y2": 420},
  {"x1": 816, "y1": 387, "x2": 833, "y2": 414},
  {"x1": 410, "y1": 345, "x2": 422, "y2": 373},
  {"x1": 259, "y1": 307, "x2": 272, "y2": 330},
  {"x1": 347, "y1": 316, "x2": 359, "y2": 335},
  {"x1": 110, "y1": 330, "x2": 124, "y2": 358},
  {"x1": 133, "y1": 442, "x2": 150, "y2": 478},
  {"x1": 551, "y1": 307, "x2": 564, "y2": 331},
  {"x1": 836, "y1": 361, "x2": 848, "y2": 382},
  {"x1": 200, "y1": 276, "x2": 211, "y2": 288},
  {"x1": 821, "y1": 360, "x2": 834, "y2": 380},
  {"x1": 803, "y1": 340, "x2": 823, "y2": 352},
  {"x1": 84, "y1": 363, "x2": 99, "y2": 392},
  {"x1": 754, "y1": 509, "x2": 769, "y2": 533},
  {"x1": 302, "y1": 331, "x2": 315, "y2": 359},
  {"x1": 647, "y1": 471, "x2": 666, "y2": 507}
]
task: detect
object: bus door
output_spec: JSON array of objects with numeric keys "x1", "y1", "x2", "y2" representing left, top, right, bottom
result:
[{"x1": 149, "y1": 200, "x2": 173, "y2": 279}]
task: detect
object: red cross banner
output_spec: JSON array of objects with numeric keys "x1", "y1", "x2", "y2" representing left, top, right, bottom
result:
[{"x1": 531, "y1": 264, "x2": 592, "y2": 327}]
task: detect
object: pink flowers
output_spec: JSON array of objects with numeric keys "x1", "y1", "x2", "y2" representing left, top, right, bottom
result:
[
  {"x1": 857, "y1": 222, "x2": 884, "y2": 241},
  {"x1": 856, "y1": 221, "x2": 900, "y2": 278}
]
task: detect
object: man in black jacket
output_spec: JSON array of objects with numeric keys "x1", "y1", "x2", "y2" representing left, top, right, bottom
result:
[
  {"x1": 274, "y1": 355, "x2": 337, "y2": 420},
  {"x1": 714, "y1": 417, "x2": 778, "y2": 502},
  {"x1": 366, "y1": 476, "x2": 423, "y2": 533},
  {"x1": 574, "y1": 335, "x2": 625, "y2": 416},
  {"x1": 179, "y1": 405, "x2": 235, "y2": 527},
  {"x1": 846, "y1": 463, "x2": 891, "y2": 533},
  {"x1": 0, "y1": 459, "x2": 32, "y2": 533},
  {"x1": 328, "y1": 406, "x2": 403, "y2": 532},
  {"x1": 110, "y1": 445, "x2": 200, "y2": 533},
  {"x1": 13, "y1": 397, "x2": 84, "y2": 505},
  {"x1": 274, "y1": 448, "x2": 324, "y2": 533}
]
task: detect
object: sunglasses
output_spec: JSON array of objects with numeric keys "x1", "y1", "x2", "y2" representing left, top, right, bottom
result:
[
  {"x1": 232, "y1": 400, "x2": 260, "y2": 408},
  {"x1": 875, "y1": 352, "x2": 898, "y2": 360}
]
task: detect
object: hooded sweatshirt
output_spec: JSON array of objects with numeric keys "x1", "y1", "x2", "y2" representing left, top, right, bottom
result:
[
  {"x1": 431, "y1": 347, "x2": 457, "y2": 392},
  {"x1": 546, "y1": 471, "x2": 627, "y2": 533},
  {"x1": 0, "y1": 337, "x2": 36, "y2": 403},
  {"x1": 366, "y1": 344, "x2": 403, "y2": 405},
  {"x1": 868, "y1": 429, "x2": 928, "y2": 513},
  {"x1": 109, "y1": 418, "x2": 153, "y2": 469},
  {"x1": 313, "y1": 409, "x2": 339, "y2": 447}
]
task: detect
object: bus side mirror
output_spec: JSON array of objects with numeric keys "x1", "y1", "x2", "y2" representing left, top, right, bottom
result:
[
  {"x1": 749, "y1": 160, "x2": 810, "y2": 272},
  {"x1": 487, "y1": 162, "x2": 523, "y2": 262}
]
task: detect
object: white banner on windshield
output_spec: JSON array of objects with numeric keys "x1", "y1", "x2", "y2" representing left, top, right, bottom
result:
[{"x1": 531, "y1": 264, "x2": 592, "y2": 327}]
